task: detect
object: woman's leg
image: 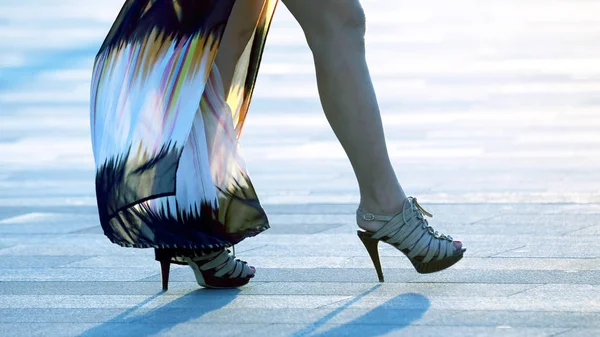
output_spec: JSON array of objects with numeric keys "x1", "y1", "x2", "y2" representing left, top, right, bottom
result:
[
  {"x1": 206, "y1": 0, "x2": 266, "y2": 278},
  {"x1": 282, "y1": 0, "x2": 462, "y2": 252},
  {"x1": 216, "y1": 0, "x2": 265, "y2": 99},
  {"x1": 281, "y1": 0, "x2": 407, "y2": 233}
]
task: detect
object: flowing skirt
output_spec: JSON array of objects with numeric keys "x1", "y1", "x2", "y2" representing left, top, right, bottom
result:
[{"x1": 90, "y1": 0, "x2": 278, "y2": 256}]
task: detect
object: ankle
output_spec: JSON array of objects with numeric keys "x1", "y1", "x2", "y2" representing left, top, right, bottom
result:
[
  {"x1": 357, "y1": 191, "x2": 408, "y2": 233},
  {"x1": 359, "y1": 192, "x2": 407, "y2": 216}
]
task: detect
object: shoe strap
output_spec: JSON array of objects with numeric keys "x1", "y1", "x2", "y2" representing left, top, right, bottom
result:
[
  {"x1": 356, "y1": 208, "x2": 396, "y2": 222},
  {"x1": 190, "y1": 250, "x2": 251, "y2": 278},
  {"x1": 358, "y1": 197, "x2": 456, "y2": 263},
  {"x1": 357, "y1": 197, "x2": 433, "y2": 222},
  {"x1": 411, "y1": 197, "x2": 433, "y2": 218}
]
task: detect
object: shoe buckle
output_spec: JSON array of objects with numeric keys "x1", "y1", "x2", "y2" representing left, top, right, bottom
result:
[{"x1": 363, "y1": 213, "x2": 376, "y2": 221}]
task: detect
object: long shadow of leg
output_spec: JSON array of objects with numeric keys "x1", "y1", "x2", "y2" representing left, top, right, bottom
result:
[
  {"x1": 291, "y1": 288, "x2": 430, "y2": 337},
  {"x1": 78, "y1": 288, "x2": 240, "y2": 337}
]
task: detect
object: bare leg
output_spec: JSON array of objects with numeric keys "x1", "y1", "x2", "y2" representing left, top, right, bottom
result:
[
  {"x1": 281, "y1": 0, "x2": 407, "y2": 232},
  {"x1": 281, "y1": 0, "x2": 462, "y2": 251},
  {"x1": 212, "y1": 0, "x2": 265, "y2": 276},
  {"x1": 216, "y1": 0, "x2": 265, "y2": 99}
]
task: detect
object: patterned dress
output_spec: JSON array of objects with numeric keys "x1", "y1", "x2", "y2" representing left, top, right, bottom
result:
[{"x1": 90, "y1": 0, "x2": 278, "y2": 259}]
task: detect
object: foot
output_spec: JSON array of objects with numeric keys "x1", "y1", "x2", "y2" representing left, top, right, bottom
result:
[
  {"x1": 183, "y1": 249, "x2": 256, "y2": 288},
  {"x1": 357, "y1": 197, "x2": 463, "y2": 252}
]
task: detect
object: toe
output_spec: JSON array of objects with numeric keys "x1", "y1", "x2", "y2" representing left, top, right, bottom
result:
[{"x1": 453, "y1": 240, "x2": 463, "y2": 250}]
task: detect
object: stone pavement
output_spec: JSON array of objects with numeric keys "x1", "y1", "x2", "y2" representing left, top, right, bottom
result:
[{"x1": 1, "y1": 0, "x2": 600, "y2": 336}]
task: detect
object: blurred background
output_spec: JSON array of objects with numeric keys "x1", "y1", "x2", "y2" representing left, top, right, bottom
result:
[
  {"x1": 1, "y1": 0, "x2": 600, "y2": 207},
  {"x1": 1, "y1": 2, "x2": 599, "y2": 336}
]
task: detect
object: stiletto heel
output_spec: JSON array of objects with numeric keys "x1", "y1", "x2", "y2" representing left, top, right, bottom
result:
[
  {"x1": 154, "y1": 248, "x2": 254, "y2": 290},
  {"x1": 357, "y1": 197, "x2": 466, "y2": 280},
  {"x1": 160, "y1": 260, "x2": 170, "y2": 291},
  {"x1": 357, "y1": 231, "x2": 384, "y2": 282},
  {"x1": 155, "y1": 249, "x2": 173, "y2": 291}
]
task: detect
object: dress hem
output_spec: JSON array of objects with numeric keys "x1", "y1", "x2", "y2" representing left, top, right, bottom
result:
[{"x1": 107, "y1": 223, "x2": 270, "y2": 251}]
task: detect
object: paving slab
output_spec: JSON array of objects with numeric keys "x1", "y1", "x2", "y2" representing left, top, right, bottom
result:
[
  {"x1": 0, "y1": 213, "x2": 99, "y2": 234},
  {"x1": 4, "y1": 308, "x2": 596, "y2": 329},
  {"x1": 0, "y1": 268, "x2": 161, "y2": 282},
  {"x1": 0, "y1": 323, "x2": 267, "y2": 337},
  {"x1": 230, "y1": 323, "x2": 571, "y2": 337},
  {"x1": 0, "y1": 256, "x2": 91, "y2": 268}
]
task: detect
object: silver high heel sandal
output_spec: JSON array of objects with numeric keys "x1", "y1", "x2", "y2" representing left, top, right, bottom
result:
[
  {"x1": 357, "y1": 197, "x2": 465, "y2": 281},
  {"x1": 157, "y1": 248, "x2": 255, "y2": 290}
]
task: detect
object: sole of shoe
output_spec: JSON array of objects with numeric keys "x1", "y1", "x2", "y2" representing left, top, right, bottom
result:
[{"x1": 411, "y1": 250, "x2": 465, "y2": 274}]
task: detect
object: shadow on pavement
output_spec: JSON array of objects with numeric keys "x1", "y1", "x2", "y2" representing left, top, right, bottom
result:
[
  {"x1": 78, "y1": 288, "x2": 240, "y2": 337},
  {"x1": 291, "y1": 285, "x2": 430, "y2": 337}
]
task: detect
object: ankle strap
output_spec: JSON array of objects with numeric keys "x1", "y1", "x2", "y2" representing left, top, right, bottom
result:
[{"x1": 356, "y1": 209, "x2": 394, "y2": 222}]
